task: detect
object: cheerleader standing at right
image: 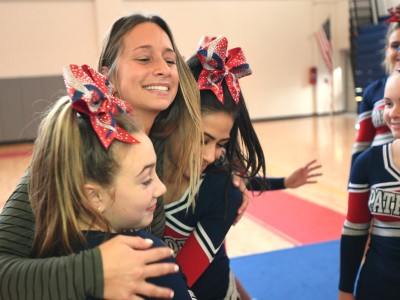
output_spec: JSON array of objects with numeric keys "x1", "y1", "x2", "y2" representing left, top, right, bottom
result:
[{"x1": 339, "y1": 70, "x2": 400, "y2": 300}]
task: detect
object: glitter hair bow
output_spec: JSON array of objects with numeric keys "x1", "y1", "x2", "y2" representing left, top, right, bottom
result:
[
  {"x1": 197, "y1": 36, "x2": 216, "y2": 49},
  {"x1": 385, "y1": 5, "x2": 400, "y2": 23},
  {"x1": 197, "y1": 36, "x2": 252, "y2": 104},
  {"x1": 63, "y1": 64, "x2": 139, "y2": 149}
]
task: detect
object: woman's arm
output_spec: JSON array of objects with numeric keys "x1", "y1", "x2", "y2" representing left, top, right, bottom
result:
[
  {"x1": 339, "y1": 150, "x2": 372, "y2": 296},
  {"x1": 246, "y1": 160, "x2": 322, "y2": 191},
  {"x1": 282, "y1": 159, "x2": 322, "y2": 189}
]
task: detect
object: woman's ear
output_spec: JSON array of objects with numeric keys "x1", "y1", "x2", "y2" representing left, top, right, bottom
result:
[{"x1": 83, "y1": 183, "x2": 105, "y2": 213}]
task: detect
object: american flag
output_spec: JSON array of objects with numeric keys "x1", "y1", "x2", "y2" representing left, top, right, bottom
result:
[{"x1": 315, "y1": 19, "x2": 333, "y2": 73}]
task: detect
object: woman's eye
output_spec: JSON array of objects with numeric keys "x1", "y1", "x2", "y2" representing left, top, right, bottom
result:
[
  {"x1": 217, "y1": 143, "x2": 227, "y2": 149},
  {"x1": 391, "y1": 43, "x2": 400, "y2": 49},
  {"x1": 136, "y1": 57, "x2": 150, "y2": 63},
  {"x1": 143, "y1": 178, "x2": 153, "y2": 186}
]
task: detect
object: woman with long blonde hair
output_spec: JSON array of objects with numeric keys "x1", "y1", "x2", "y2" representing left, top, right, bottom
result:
[{"x1": 0, "y1": 12, "x2": 203, "y2": 300}]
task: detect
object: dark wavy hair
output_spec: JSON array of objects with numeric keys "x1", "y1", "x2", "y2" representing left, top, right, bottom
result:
[{"x1": 186, "y1": 53, "x2": 267, "y2": 190}]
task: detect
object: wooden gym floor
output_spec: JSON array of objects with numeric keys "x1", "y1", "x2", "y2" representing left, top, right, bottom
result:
[{"x1": 0, "y1": 113, "x2": 357, "y2": 257}]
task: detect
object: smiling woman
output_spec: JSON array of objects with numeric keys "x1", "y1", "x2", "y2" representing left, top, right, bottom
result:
[
  {"x1": 339, "y1": 70, "x2": 400, "y2": 300},
  {"x1": 0, "y1": 12, "x2": 202, "y2": 300},
  {"x1": 102, "y1": 21, "x2": 179, "y2": 134},
  {"x1": 97, "y1": 14, "x2": 203, "y2": 231}
]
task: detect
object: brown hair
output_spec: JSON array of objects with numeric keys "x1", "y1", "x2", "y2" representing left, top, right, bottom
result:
[{"x1": 98, "y1": 12, "x2": 203, "y2": 207}]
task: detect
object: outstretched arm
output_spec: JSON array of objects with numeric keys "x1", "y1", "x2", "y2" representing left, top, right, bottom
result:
[
  {"x1": 233, "y1": 159, "x2": 321, "y2": 222},
  {"x1": 283, "y1": 159, "x2": 322, "y2": 189},
  {"x1": 246, "y1": 159, "x2": 322, "y2": 192}
]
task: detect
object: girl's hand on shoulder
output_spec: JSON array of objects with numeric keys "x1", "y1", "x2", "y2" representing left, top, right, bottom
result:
[
  {"x1": 100, "y1": 235, "x2": 177, "y2": 300},
  {"x1": 232, "y1": 175, "x2": 249, "y2": 225}
]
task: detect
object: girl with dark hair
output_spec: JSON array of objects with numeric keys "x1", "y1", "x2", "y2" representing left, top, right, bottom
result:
[
  {"x1": 159, "y1": 35, "x2": 285, "y2": 299},
  {"x1": 164, "y1": 36, "x2": 321, "y2": 300},
  {"x1": 161, "y1": 36, "x2": 261, "y2": 300}
]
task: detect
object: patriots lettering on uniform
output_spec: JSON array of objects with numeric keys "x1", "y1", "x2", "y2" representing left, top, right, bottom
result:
[{"x1": 369, "y1": 188, "x2": 400, "y2": 216}]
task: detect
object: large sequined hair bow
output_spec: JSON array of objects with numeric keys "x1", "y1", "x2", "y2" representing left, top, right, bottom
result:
[
  {"x1": 197, "y1": 36, "x2": 252, "y2": 104},
  {"x1": 63, "y1": 64, "x2": 139, "y2": 149},
  {"x1": 197, "y1": 36, "x2": 216, "y2": 49},
  {"x1": 385, "y1": 5, "x2": 400, "y2": 23}
]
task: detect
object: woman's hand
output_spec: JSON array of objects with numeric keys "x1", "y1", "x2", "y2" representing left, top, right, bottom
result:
[
  {"x1": 284, "y1": 159, "x2": 322, "y2": 189},
  {"x1": 100, "y1": 235, "x2": 178, "y2": 300}
]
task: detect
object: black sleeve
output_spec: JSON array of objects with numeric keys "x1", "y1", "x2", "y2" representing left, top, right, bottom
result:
[
  {"x1": 247, "y1": 176, "x2": 285, "y2": 191},
  {"x1": 339, "y1": 234, "x2": 369, "y2": 293}
]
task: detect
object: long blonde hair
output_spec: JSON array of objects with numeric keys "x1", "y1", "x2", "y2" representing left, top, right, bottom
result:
[
  {"x1": 29, "y1": 97, "x2": 140, "y2": 257},
  {"x1": 384, "y1": 22, "x2": 400, "y2": 74},
  {"x1": 98, "y1": 13, "x2": 203, "y2": 208}
]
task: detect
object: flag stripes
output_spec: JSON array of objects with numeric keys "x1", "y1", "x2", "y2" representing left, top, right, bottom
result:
[{"x1": 315, "y1": 19, "x2": 333, "y2": 73}]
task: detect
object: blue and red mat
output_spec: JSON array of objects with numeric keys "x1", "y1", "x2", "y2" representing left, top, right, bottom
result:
[{"x1": 231, "y1": 190, "x2": 345, "y2": 299}]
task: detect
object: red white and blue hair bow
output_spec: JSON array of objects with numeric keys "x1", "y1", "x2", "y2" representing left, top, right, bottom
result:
[
  {"x1": 197, "y1": 36, "x2": 252, "y2": 104},
  {"x1": 197, "y1": 35, "x2": 216, "y2": 49},
  {"x1": 63, "y1": 64, "x2": 139, "y2": 149},
  {"x1": 385, "y1": 5, "x2": 400, "y2": 23}
]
